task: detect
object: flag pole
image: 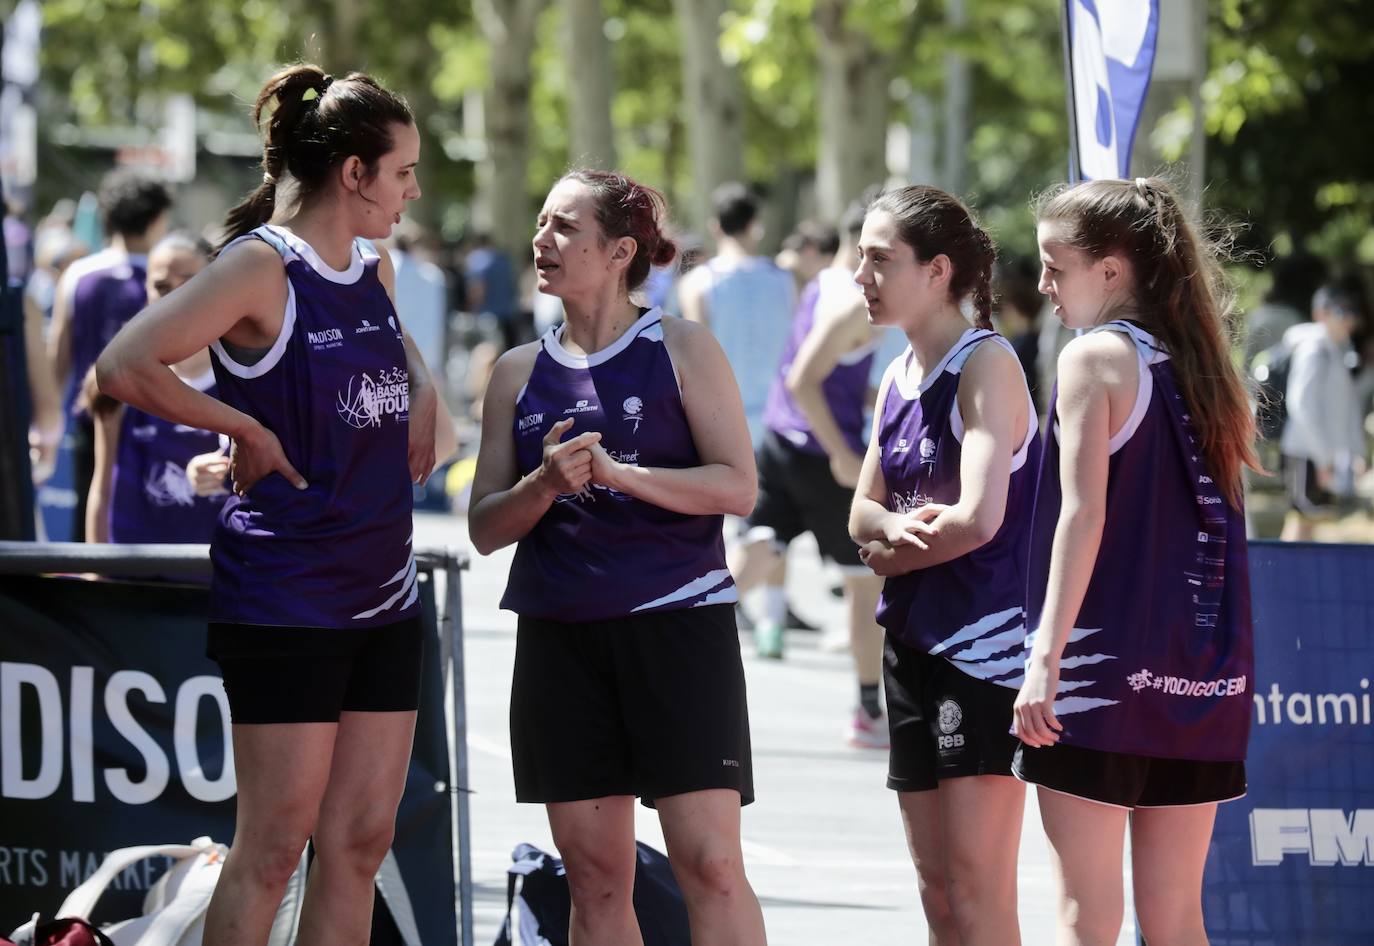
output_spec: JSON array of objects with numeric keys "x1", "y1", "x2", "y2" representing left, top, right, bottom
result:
[{"x1": 1060, "y1": 0, "x2": 1082, "y2": 183}]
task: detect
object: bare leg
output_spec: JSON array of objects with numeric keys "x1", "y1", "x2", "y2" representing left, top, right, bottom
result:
[
  {"x1": 547, "y1": 796, "x2": 643, "y2": 946},
  {"x1": 896, "y1": 789, "x2": 960, "y2": 945},
  {"x1": 656, "y1": 789, "x2": 766, "y2": 946},
  {"x1": 1037, "y1": 787, "x2": 1128, "y2": 946},
  {"x1": 1280, "y1": 511, "x2": 1314, "y2": 542},
  {"x1": 728, "y1": 535, "x2": 782, "y2": 597},
  {"x1": 939, "y1": 775, "x2": 1025, "y2": 946},
  {"x1": 203, "y1": 723, "x2": 336, "y2": 946},
  {"x1": 1131, "y1": 804, "x2": 1217, "y2": 946},
  {"x1": 295, "y1": 710, "x2": 417, "y2": 946},
  {"x1": 844, "y1": 573, "x2": 884, "y2": 687}
]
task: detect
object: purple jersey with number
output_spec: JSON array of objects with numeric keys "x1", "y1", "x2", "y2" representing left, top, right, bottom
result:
[
  {"x1": 62, "y1": 248, "x2": 148, "y2": 416},
  {"x1": 876, "y1": 329, "x2": 1041, "y2": 687},
  {"x1": 501, "y1": 309, "x2": 736, "y2": 622},
  {"x1": 109, "y1": 369, "x2": 226, "y2": 544},
  {"x1": 1025, "y1": 321, "x2": 1253, "y2": 761},
  {"x1": 208, "y1": 225, "x2": 417, "y2": 628},
  {"x1": 762, "y1": 269, "x2": 877, "y2": 457}
]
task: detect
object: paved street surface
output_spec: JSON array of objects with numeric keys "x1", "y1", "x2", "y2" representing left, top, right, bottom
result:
[{"x1": 415, "y1": 513, "x2": 1137, "y2": 945}]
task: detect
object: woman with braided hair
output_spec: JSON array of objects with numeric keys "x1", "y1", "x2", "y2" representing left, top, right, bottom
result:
[
  {"x1": 848, "y1": 185, "x2": 1039, "y2": 944},
  {"x1": 469, "y1": 170, "x2": 766, "y2": 945},
  {"x1": 99, "y1": 64, "x2": 454, "y2": 945}
]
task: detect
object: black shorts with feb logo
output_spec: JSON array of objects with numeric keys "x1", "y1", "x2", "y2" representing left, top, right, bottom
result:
[{"x1": 883, "y1": 632, "x2": 1020, "y2": 792}]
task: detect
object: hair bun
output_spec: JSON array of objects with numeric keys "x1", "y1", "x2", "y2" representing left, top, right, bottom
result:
[{"x1": 650, "y1": 233, "x2": 678, "y2": 268}]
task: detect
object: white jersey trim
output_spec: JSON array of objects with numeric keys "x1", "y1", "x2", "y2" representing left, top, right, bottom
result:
[
  {"x1": 176, "y1": 366, "x2": 218, "y2": 393},
  {"x1": 542, "y1": 307, "x2": 665, "y2": 370},
  {"x1": 891, "y1": 327, "x2": 989, "y2": 400},
  {"x1": 209, "y1": 269, "x2": 297, "y2": 380},
  {"x1": 1091, "y1": 321, "x2": 1169, "y2": 455},
  {"x1": 60, "y1": 247, "x2": 146, "y2": 320},
  {"x1": 262, "y1": 224, "x2": 367, "y2": 285},
  {"x1": 946, "y1": 333, "x2": 1038, "y2": 472},
  {"x1": 630, "y1": 567, "x2": 735, "y2": 613}
]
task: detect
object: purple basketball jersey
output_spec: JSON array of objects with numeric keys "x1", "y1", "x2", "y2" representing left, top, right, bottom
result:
[
  {"x1": 208, "y1": 226, "x2": 417, "y2": 628},
  {"x1": 1025, "y1": 321, "x2": 1253, "y2": 761},
  {"x1": 109, "y1": 368, "x2": 226, "y2": 544},
  {"x1": 501, "y1": 310, "x2": 736, "y2": 622},
  {"x1": 62, "y1": 248, "x2": 148, "y2": 416},
  {"x1": 761, "y1": 269, "x2": 877, "y2": 457},
  {"x1": 876, "y1": 329, "x2": 1041, "y2": 687}
]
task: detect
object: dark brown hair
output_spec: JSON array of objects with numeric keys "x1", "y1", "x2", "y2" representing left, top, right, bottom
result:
[
  {"x1": 558, "y1": 169, "x2": 678, "y2": 293},
  {"x1": 866, "y1": 186, "x2": 996, "y2": 329},
  {"x1": 1037, "y1": 177, "x2": 1259, "y2": 507},
  {"x1": 220, "y1": 64, "x2": 413, "y2": 249}
]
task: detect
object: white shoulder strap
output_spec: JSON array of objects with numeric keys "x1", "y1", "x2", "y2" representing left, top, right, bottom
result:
[{"x1": 57, "y1": 839, "x2": 220, "y2": 920}]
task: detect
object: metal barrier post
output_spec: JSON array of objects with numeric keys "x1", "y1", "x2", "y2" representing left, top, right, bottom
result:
[{"x1": 441, "y1": 548, "x2": 475, "y2": 946}]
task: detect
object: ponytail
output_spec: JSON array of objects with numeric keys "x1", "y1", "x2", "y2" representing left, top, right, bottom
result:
[{"x1": 219, "y1": 64, "x2": 412, "y2": 251}]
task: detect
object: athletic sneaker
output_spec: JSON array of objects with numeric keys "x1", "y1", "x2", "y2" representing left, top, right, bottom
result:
[
  {"x1": 754, "y1": 621, "x2": 784, "y2": 660},
  {"x1": 847, "y1": 708, "x2": 889, "y2": 749}
]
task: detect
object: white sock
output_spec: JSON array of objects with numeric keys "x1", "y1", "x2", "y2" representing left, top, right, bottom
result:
[{"x1": 762, "y1": 585, "x2": 786, "y2": 625}]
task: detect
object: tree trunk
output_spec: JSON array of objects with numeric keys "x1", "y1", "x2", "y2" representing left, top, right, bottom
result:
[
  {"x1": 670, "y1": 0, "x2": 745, "y2": 230},
  {"x1": 562, "y1": 0, "x2": 617, "y2": 170},
  {"x1": 814, "y1": 0, "x2": 891, "y2": 220},
  {"x1": 474, "y1": 0, "x2": 548, "y2": 262},
  {"x1": 941, "y1": 0, "x2": 970, "y2": 196}
]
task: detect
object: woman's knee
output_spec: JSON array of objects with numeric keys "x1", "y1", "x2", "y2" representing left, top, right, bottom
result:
[
  {"x1": 559, "y1": 845, "x2": 636, "y2": 911},
  {"x1": 674, "y1": 846, "x2": 749, "y2": 902},
  {"x1": 1060, "y1": 895, "x2": 1124, "y2": 944},
  {"x1": 228, "y1": 829, "x2": 313, "y2": 890},
  {"x1": 312, "y1": 811, "x2": 396, "y2": 872},
  {"x1": 914, "y1": 867, "x2": 956, "y2": 933}
]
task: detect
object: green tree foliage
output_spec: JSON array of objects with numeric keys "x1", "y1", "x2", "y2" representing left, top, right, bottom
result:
[{"x1": 1155, "y1": 0, "x2": 1374, "y2": 262}]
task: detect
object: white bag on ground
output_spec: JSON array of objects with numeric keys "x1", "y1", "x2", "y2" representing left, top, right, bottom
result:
[{"x1": 15, "y1": 837, "x2": 305, "y2": 946}]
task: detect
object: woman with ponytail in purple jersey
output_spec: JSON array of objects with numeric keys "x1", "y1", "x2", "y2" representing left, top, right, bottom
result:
[
  {"x1": 1014, "y1": 178, "x2": 1258, "y2": 945},
  {"x1": 848, "y1": 186, "x2": 1039, "y2": 945},
  {"x1": 98, "y1": 65, "x2": 455, "y2": 946},
  {"x1": 469, "y1": 171, "x2": 766, "y2": 946}
]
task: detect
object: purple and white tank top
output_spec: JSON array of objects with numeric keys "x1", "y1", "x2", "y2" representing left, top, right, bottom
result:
[
  {"x1": 62, "y1": 248, "x2": 148, "y2": 416},
  {"x1": 501, "y1": 309, "x2": 736, "y2": 622},
  {"x1": 876, "y1": 328, "x2": 1041, "y2": 687},
  {"x1": 761, "y1": 268, "x2": 878, "y2": 457},
  {"x1": 208, "y1": 225, "x2": 417, "y2": 628},
  {"x1": 109, "y1": 368, "x2": 226, "y2": 544},
  {"x1": 1025, "y1": 320, "x2": 1253, "y2": 761}
]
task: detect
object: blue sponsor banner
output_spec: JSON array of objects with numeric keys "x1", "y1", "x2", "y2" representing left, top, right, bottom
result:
[
  {"x1": 0, "y1": 567, "x2": 458, "y2": 944},
  {"x1": 1204, "y1": 541, "x2": 1374, "y2": 944},
  {"x1": 1063, "y1": 0, "x2": 1160, "y2": 180}
]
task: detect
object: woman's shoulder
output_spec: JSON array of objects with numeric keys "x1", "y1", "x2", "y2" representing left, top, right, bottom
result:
[
  {"x1": 659, "y1": 311, "x2": 716, "y2": 350},
  {"x1": 1058, "y1": 327, "x2": 1136, "y2": 372},
  {"x1": 488, "y1": 339, "x2": 543, "y2": 395},
  {"x1": 215, "y1": 234, "x2": 289, "y2": 280}
]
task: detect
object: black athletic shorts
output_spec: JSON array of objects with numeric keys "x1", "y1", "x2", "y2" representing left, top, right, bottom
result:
[
  {"x1": 207, "y1": 617, "x2": 424, "y2": 724},
  {"x1": 747, "y1": 429, "x2": 862, "y2": 568},
  {"x1": 1283, "y1": 454, "x2": 1338, "y2": 515},
  {"x1": 511, "y1": 604, "x2": 754, "y2": 808},
  {"x1": 1013, "y1": 742, "x2": 1247, "y2": 809},
  {"x1": 884, "y1": 632, "x2": 1019, "y2": 792}
]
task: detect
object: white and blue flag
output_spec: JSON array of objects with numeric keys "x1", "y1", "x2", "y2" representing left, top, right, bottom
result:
[{"x1": 1063, "y1": 0, "x2": 1160, "y2": 180}]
